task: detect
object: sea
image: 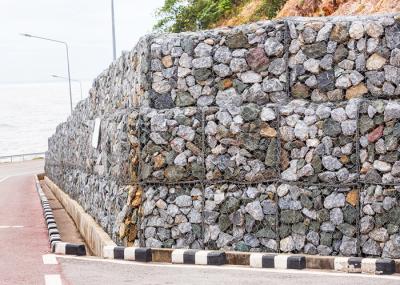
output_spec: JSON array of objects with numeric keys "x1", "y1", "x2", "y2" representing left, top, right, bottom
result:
[{"x1": 0, "y1": 82, "x2": 91, "y2": 157}]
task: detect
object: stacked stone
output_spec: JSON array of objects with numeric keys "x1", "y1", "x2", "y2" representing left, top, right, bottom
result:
[
  {"x1": 137, "y1": 21, "x2": 287, "y2": 249},
  {"x1": 359, "y1": 100, "x2": 400, "y2": 183},
  {"x1": 45, "y1": 37, "x2": 150, "y2": 245},
  {"x1": 45, "y1": 14, "x2": 400, "y2": 257},
  {"x1": 360, "y1": 185, "x2": 400, "y2": 258},
  {"x1": 139, "y1": 107, "x2": 204, "y2": 183},
  {"x1": 144, "y1": 21, "x2": 288, "y2": 110},
  {"x1": 279, "y1": 99, "x2": 359, "y2": 183},
  {"x1": 277, "y1": 184, "x2": 359, "y2": 256},
  {"x1": 203, "y1": 183, "x2": 278, "y2": 252},
  {"x1": 140, "y1": 184, "x2": 203, "y2": 248}
]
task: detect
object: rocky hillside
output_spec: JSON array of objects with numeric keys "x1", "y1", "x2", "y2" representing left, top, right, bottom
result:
[
  {"x1": 277, "y1": 0, "x2": 400, "y2": 18},
  {"x1": 218, "y1": 0, "x2": 400, "y2": 27}
]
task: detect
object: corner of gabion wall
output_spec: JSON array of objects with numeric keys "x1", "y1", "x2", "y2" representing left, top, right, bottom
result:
[{"x1": 46, "y1": 13, "x2": 400, "y2": 257}]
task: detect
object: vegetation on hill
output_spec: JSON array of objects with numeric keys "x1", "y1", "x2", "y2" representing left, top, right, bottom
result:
[
  {"x1": 155, "y1": 0, "x2": 400, "y2": 33},
  {"x1": 154, "y1": 0, "x2": 287, "y2": 32}
]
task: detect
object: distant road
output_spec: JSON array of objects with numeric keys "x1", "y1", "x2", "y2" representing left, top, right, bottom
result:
[{"x1": 0, "y1": 160, "x2": 44, "y2": 181}]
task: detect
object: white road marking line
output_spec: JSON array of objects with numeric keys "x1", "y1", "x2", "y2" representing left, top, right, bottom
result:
[
  {"x1": 0, "y1": 225, "x2": 24, "y2": 229},
  {"x1": 0, "y1": 173, "x2": 38, "y2": 184},
  {"x1": 43, "y1": 254, "x2": 58, "y2": 265},
  {"x1": 0, "y1": 176, "x2": 10, "y2": 183},
  {"x1": 44, "y1": 274, "x2": 62, "y2": 285},
  {"x1": 56, "y1": 255, "x2": 400, "y2": 281}
]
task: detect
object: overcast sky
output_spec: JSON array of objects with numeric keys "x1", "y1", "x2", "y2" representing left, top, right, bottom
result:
[{"x1": 0, "y1": 0, "x2": 164, "y2": 84}]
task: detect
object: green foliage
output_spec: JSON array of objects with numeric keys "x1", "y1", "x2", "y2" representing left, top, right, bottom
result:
[
  {"x1": 155, "y1": 0, "x2": 240, "y2": 33},
  {"x1": 154, "y1": 0, "x2": 288, "y2": 33},
  {"x1": 252, "y1": 0, "x2": 287, "y2": 20}
]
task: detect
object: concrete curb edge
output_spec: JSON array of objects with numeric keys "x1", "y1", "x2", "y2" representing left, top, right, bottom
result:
[
  {"x1": 101, "y1": 246, "x2": 398, "y2": 275},
  {"x1": 34, "y1": 175, "x2": 86, "y2": 256},
  {"x1": 43, "y1": 176, "x2": 116, "y2": 257}
]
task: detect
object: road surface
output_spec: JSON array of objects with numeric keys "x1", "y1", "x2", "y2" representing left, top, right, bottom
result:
[
  {"x1": 58, "y1": 255, "x2": 400, "y2": 285},
  {"x1": 0, "y1": 159, "x2": 44, "y2": 181},
  {"x1": 0, "y1": 174, "x2": 65, "y2": 285}
]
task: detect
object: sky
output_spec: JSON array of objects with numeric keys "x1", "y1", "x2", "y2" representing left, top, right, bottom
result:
[
  {"x1": 0, "y1": 0, "x2": 164, "y2": 84},
  {"x1": 0, "y1": 0, "x2": 164, "y2": 156}
]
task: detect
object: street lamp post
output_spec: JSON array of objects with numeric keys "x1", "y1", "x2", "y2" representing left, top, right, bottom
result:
[
  {"x1": 111, "y1": 0, "x2": 117, "y2": 60},
  {"x1": 21, "y1": 33, "x2": 73, "y2": 114},
  {"x1": 51, "y1": 75, "x2": 83, "y2": 100}
]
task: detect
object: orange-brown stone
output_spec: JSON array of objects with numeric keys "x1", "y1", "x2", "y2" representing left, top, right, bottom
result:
[
  {"x1": 345, "y1": 83, "x2": 368, "y2": 99},
  {"x1": 340, "y1": 155, "x2": 350, "y2": 164},
  {"x1": 154, "y1": 154, "x2": 165, "y2": 169},
  {"x1": 260, "y1": 126, "x2": 277, "y2": 137},
  {"x1": 346, "y1": 189, "x2": 359, "y2": 207}
]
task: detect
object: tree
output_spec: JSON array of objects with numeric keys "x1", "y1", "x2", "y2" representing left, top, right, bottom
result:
[{"x1": 154, "y1": 0, "x2": 237, "y2": 32}]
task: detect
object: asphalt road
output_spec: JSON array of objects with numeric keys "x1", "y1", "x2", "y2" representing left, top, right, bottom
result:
[
  {"x1": 58, "y1": 256, "x2": 400, "y2": 285},
  {"x1": 0, "y1": 159, "x2": 44, "y2": 181},
  {"x1": 0, "y1": 175, "x2": 65, "y2": 285}
]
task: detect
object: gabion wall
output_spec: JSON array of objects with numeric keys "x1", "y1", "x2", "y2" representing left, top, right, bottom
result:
[{"x1": 46, "y1": 14, "x2": 400, "y2": 258}]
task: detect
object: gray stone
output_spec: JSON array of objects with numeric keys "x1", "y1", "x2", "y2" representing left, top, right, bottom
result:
[
  {"x1": 194, "y1": 43, "x2": 212, "y2": 57},
  {"x1": 264, "y1": 38, "x2": 284, "y2": 56},
  {"x1": 384, "y1": 101, "x2": 400, "y2": 122},
  {"x1": 317, "y1": 71, "x2": 335, "y2": 92},
  {"x1": 382, "y1": 234, "x2": 400, "y2": 258},
  {"x1": 281, "y1": 210, "x2": 303, "y2": 224},
  {"x1": 390, "y1": 48, "x2": 400, "y2": 67},
  {"x1": 324, "y1": 193, "x2": 345, "y2": 209},
  {"x1": 216, "y1": 88, "x2": 242, "y2": 108},
  {"x1": 175, "y1": 195, "x2": 192, "y2": 207},
  {"x1": 369, "y1": 227, "x2": 389, "y2": 242},
  {"x1": 226, "y1": 32, "x2": 249, "y2": 49},
  {"x1": 245, "y1": 201, "x2": 264, "y2": 221},
  {"x1": 241, "y1": 103, "x2": 260, "y2": 121},
  {"x1": 262, "y1": 78, "x2": 284, "y2": 92},
  {"x1": 214, "y1": 46, "x2": 232, "y2": 64},
  {"x1": 330, "y1": 208, "x2": 344, "y2": 225},
  {"x1": 213, "y1": 64, "x2": 232, "y2": 78},
  {"x1": 280, "y1": 236, "x2": 295, "y2": 252},
  {"x1": 230, "y1": 58, "x2": 248, "y2": 73},
  {"x1": 322, "y1": 156, "x2": 342, "y2": 171},
  {"x1": 303, "y1": 42, "x2": 327, "y2": 58},
  {"x1": 362, "y1": 238, "x2": 382, "y2": 256},
  {"x1": 268, "y1": 58, "x2": 286, "y2": 75},
  {"x1": 240, "y1": 71, "x2": 262, "y2": 83},
  {"x1": 339, "y1": 236, "x2": 357, "y2": 256}
]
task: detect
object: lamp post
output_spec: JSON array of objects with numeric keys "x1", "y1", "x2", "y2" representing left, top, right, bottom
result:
[
  {"x1": 111, "y1": 0, "x2": 117, "y2": 60},
  {"x1": 51, "y1": 74, "x2": 83, "y2": 100},
  {"x1": 21, "y1": 33, "x2": 73, "y2": 114}
]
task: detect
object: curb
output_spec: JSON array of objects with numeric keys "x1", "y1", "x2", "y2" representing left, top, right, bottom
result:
[
  {"x1": 334, "y1": 257, "x2": 396, "y2": 275},
  {"x1": 250, "y1": 253, "x2": 306, "y2": 269},
  {"x1": 101, "y1": 245, "x2": 398, "y2": 275},
  {"x1": 34, "y1": 176, "x2": 86, "y2": 256},
  {"x1": 103, "y1": 246, "x2": 152, "y2": 262},
  {"x1": 44, "y1": 176, "x2": 116, "y2": 257}
]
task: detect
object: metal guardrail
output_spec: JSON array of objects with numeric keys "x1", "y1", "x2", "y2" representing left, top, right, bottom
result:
[{"x1": 0, "y1": 152, "x2": 46, "y2": 163}]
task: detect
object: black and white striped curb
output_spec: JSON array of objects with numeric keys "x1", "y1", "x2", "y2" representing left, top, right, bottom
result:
[
  {"x1": 34, "y1": 177, "x2": 86, "y2": 256},
  {"x1": 250, "y1": 253, "x2": 306, "y2": 270},
  {"x1": 334, "y1": 257, "x2": 396, "y2": 275},
  {"x1": 103, "y1": 246, "x2": 152, "y2": 262},
  {"x1": 172, "y1": 249, "x2": 226, "y2": 265},
  {"x1": 52, "y1": 242, "x2": 86, "y2": 256}
]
